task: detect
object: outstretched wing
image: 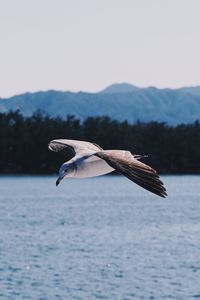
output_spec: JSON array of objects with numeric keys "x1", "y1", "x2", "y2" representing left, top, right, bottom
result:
[
  {"x1": 95, "y1": 150, "x2": 167, "y2": 198},
  {"x1": 48, "y1": 139, "x2": 103, "y2": 155}
]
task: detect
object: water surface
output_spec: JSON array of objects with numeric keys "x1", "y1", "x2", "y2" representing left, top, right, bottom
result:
[{"x1": 0, "y1": 175, "x2": 200, "y2": 299}]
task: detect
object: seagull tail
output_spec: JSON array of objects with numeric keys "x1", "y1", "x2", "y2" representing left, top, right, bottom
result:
[{"x1": 133, "y1": 154, "x2": 149, "y2": 160}]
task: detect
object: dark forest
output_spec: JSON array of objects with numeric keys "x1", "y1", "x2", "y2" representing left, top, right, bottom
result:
[{"x1": 0, "y1": 110, "x2": 200, "y2": 174}]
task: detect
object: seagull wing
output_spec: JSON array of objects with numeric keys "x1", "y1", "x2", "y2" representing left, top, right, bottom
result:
[
  {"x1": 95, "y1": 150, "x2": 167, "y2": 198},
  {"x1": 48, "y1": 139, "x2": 103, "y2": 155}
]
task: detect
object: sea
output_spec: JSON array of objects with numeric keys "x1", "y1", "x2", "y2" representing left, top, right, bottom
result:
[{"x1": 0, "y1": 175, "x2": 200, "y2": 300}]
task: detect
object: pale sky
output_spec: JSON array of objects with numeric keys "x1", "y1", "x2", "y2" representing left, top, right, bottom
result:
[{"x1": 0, "y1": 0, "x2": 200, "y2": 97}]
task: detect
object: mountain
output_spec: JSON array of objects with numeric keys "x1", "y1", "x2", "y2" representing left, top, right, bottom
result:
[
  {"x1": 99, "y1": 83, "x2": 140, "y2": 94},
  {"x1": 1, "y1": 83, "x2": 200, "y2": 125},
  {"x1": 178, "y1": 86, "x2": 200, "y2": 96}
]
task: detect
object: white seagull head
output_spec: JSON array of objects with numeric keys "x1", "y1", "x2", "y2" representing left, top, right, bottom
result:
[{"x1": 56, "y1": 162, "x2": 76, "y2": 186}]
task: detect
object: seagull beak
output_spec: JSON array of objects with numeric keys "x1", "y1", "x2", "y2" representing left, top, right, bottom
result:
[{"x1": 56, "y1": 177, "x2": 61, "y2": 186}]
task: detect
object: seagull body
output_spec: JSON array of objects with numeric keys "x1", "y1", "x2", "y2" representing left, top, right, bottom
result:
[
  {"x1": 48, "y1": 139, "x2": 167, "y2": 197},
  {"x1": 64, "y1": 154, "x2": 114, "y2": 178}
]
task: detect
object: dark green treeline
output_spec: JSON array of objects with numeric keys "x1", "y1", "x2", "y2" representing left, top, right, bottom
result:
[{"x1": 0, "y1": 110, "x2": 200, "y2": 174}]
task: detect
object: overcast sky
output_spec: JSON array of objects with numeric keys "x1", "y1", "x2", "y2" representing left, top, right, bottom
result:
[{"x1": 0, "y1": 0, "x2": 200, "y2": 97}]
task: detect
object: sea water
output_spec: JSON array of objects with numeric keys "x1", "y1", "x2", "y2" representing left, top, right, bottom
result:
[{"x1": 0, "y1": 175, "x2": 200, "y2": 300}]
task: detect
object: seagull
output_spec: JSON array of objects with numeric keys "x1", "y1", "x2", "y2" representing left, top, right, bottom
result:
[{"x1": 48, "y1": 139, "x2": 167, "y2": 198}]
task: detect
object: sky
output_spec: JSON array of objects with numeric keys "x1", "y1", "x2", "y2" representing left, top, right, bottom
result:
[{"x1": 0, "y1": 0, "x2": 200, "y2": 97}]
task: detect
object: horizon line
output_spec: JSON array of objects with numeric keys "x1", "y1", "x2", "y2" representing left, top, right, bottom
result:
[{"x1": 1, "y1": 82, "x2": 200, "y2": 99}]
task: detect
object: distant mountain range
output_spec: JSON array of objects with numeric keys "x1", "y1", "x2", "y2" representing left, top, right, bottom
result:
[{"x1": 1, "y1": 83, "x2": 200, "y2": 125}]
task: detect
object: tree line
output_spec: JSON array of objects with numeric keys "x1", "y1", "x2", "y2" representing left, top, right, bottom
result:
[{"x1": 0, "y1": 110, "x2": 199, "y2": 174}]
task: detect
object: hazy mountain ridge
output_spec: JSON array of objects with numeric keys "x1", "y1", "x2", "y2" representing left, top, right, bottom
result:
[
  {"x1": 99, "y1": 82, "x2": 140, "y2": 93},
  {"x1": 1, "y1": 83, "x2": 200, "y2": 125}
]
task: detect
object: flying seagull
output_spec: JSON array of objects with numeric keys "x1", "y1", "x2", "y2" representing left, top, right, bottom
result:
[{"x1": 48, "y1": 139, "x2": 167, "y2": 198}]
